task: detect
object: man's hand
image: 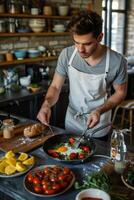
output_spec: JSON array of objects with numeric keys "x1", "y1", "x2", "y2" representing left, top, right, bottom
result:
[
  {"x1": 37, "y1": 104, "x2": 51, "y2": 125},
  {"x1": 87, "y1": 110, "x2": 100, "y2": 128}
]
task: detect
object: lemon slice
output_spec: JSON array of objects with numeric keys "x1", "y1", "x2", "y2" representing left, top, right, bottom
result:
[
  {"x1": 6, "y1": 157, "x2": 16, "y2": 166},
  {"x1": 23, "y1": 156, "x2": 35, "y2": 166},
  {"x1": 5, "y1": 165, "x2": 16, "y2": 175},
  {"x1": 0, "y1": 156, "x2": 5, "y2": 163},
  {"x1": 18, "y1": 153, "x2": 28, "y2": 161},
  {"x1": 0, "y1": 160, "x2": 8, "y2": 173},
  {"x1": 5, "y1": 151, "x2": 15, "y2": 159},
  {"x1": 16, "y1": 162, "x2": 27, "y2": 172}
]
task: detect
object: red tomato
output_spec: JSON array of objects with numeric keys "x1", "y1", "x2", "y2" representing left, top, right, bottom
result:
[
  {"x1": 27, "y1": 173, "x2": 34, "y2": 183},
  {"x1": 81, "y1": 146, "x2": 90, "y2": 152},
  {"x1": 69, "y1": 137, "x2": 75, "y2": 145},
  {"x1": 59, "y1": 180, "x2": 68, "y2": 189},
  {"x1": 63, "y1": 167, "x2": 71, "y2": 175},
  {"x1": 42, "y1": 183, "x2": 51, "y2": 191},
  {"x1": 78, "y1": 153, "x2": 86, "y2": 159},
  {"x1": 69, "y1": 152, "x2": 78, "y2": 160},
  {"x1": 44, "y1": 189, "x2": 56, "y2": 195},
  {"x1": 50, "y1": 175, "x2": 59, "y2": 182},
  {"x1": 33, "y1": 177, "x2": 41, "y2": 185},
  {"x1": 36, "y1": 170, "x2": 44, "y2": 179},
  {"x1": 51, "y1": 152, "x2": 60, "y2": 158},
  {"x1": 34, "y1": 185, "x2": 42, "y2": 193},
  {"x1": 52, "y1": 183, "x2": 61, "y2": 192},
  {"x1": 58, "y1": 174, "x2": 67, "y2": 181}
]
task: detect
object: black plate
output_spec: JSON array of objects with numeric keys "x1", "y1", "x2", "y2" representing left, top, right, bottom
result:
[
  {"x1": 0, "y1": 114, "x2": 19, "y2": 127},
  {"x1": 43, "y1": 133, "x2": 96, "y2": 164}
]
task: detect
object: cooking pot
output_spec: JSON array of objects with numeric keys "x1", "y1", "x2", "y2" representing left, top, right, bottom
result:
[{"x1": 43, "y1": 133, "x2": 96, "y2": 164}]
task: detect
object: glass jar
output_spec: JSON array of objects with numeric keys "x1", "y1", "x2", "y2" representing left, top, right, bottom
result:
[
  {"x1": 7, "y1": 18, "x2": 16, "y2": 33},
  {"x1": 2, "y1": 119, "x2": 14, "y2": 139},
  {"x1": 7, "y1": 0, "x2": 20, "y2": 14}
]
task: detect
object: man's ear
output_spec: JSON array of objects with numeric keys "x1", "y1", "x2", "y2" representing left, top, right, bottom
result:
[{"x1": 97, "y1": 33, "x2": 103, "y2": 42}]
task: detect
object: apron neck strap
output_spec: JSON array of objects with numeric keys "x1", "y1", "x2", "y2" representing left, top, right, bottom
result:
[
  {"x1": 105, "y1": 48, "x2": 110, "y2": 76},
  {"x1": 68, "y1": 48, "x2": 77, "y2": 66}
]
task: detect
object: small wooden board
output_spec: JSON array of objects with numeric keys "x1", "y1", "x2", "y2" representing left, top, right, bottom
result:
[{"x1": 0, "y1": 123, "x2": 53, "y2": 153}]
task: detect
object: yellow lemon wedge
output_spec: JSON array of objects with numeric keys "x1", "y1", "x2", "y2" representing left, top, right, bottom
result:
[
  {"x1": 0, "y1": 156, "x2": 5, "y2": 163},
  {"x1": 18, "y1": 153, "x2": 28, "y2": 161},
  {"x1": 5, "y1": 165, "x2": 16, "y2": 175},
  {"x1": 6, "y1": 157, "x2": 16, "y2": 167},
  {"x1": 23, "y1": 156, "x2": 35, "y2": 166},
  {"x1": 0, "y1": 160, "x2": 8, "y2": 173},
  {"x1": 16, "y1": 162, "x2": 27, "y2": 172},
  {"x1": 5, "y1": 151, "x2": 15, "y2": 159}
]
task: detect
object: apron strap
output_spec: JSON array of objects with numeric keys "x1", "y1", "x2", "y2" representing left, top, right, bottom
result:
[
  {"x1": 68, "y1": 48, "x2": 77, "y2": 66},
  {"x1": 105, "y1": 48, "x2": 110, "y2": 78}
]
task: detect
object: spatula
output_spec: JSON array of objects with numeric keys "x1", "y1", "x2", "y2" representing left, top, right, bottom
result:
[{"x1": 75, "y1": 123, "x2": 112, "y2": 148}]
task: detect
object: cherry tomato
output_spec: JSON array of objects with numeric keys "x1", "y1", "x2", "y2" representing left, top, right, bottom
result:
[
  {"x1": 81, "y1": 146, "x2": 90, "y2": 152},
  {"x1": 50, "y1": 175, "x2": 59, "y2": 182},
  {"x1": 78, "y1": 153, "x2": 86, "y2": 159},
  {"x1": 63, "y1": 167, "x2": 71, "y2": 175},
  {"x1": 44, "y1": 188, "x2": 56, "y2": 195},
  {"x1": 52, "y1": 183, "x2": 61, "y2": 192},
  {"x1": 51, "y1": 152, "x2": 60, "y2": 158},
  {"x1": 66, "y1": 174, "x2": 72, "y2": 182},
  {"x1": 33, "y1": 177, "x2": 41, "y2": 185},
  {"x1": 69, "y1": 137, "x2": 75, "y2": 145},
  {"x1": 69, "y1": 152, "x2": 78, "y2": 160},
  {"x1": 34, "y1": 185, "x2": 42, "y2": 193},
  {"x1": 42, "y1": 182, "x2": 51, "y2": 191},
  {"x1": 27, "y1": 173, "x2": 34, "y2": 183},
  {"x1": 36, "y1": 170, "x2": 44, "y2": 179},
  {"x1": 58, "y1": 174, "x2": 67, "y2": 181},
  {"x1": 59, "y1": 180, "x2": 68, "y2": 189}
]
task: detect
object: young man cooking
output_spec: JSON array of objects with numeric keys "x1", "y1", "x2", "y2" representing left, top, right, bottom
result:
[{"x1": 37, "y1": 11, "x2": 127, "y2": 141}]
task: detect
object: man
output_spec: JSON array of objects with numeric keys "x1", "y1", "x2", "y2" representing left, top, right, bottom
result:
[{"x1": 37, "y1": 11, "x2": 127, "y2": 140}]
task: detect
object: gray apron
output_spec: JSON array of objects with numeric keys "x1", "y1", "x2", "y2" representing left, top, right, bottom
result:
[{"x1": 65, "y1": 48, "x2": 111, "y2": 137}]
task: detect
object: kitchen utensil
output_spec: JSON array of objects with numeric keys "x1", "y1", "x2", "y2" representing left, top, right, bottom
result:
[
  {"x1": 43, "y1": 122, "x2": 55, "y2": 135},
  {"x1": 75, "y1": 123, "x2": 112, "y2": 148},
  {"x1": 43, "y1": 133, "x2": 96, "y2": 164}
]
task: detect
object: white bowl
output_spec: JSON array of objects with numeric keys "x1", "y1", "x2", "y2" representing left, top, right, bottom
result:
[
  {"x1": 75, "y1": 188, "x2": 111, "y2": 200},
  {"x1": 20, "y1": 76, "x2": 31, "y2": 87},
  {"x1": 53, "y1": 28, "x2": 65, "y2": 32},
  {"x1": 54, "y1": 24, "x2": 65, "y2": 29},
  {"x1": 30, "y1": 26, "x2": 44, "y2": 33}
]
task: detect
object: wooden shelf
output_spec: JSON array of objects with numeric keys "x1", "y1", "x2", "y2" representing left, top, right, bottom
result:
[
  {"x1": 0, "y1": 32, "x2": 70, "y2": 37},
  {"x1": 0, "y1": 56, "x2": 58, "y2": 67},
  {"x1": 0, "y1": 13, "x2": 71, "y2": 20}
]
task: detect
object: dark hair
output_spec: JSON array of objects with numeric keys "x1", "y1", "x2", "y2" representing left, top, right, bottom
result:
[{"x1": 67, "y1": 10, "x2": 103, "y2": 37}]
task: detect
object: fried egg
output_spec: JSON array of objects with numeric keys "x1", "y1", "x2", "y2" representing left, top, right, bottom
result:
[{"x1": 56, "y1": 143, "x2": 82, "y2": 156}]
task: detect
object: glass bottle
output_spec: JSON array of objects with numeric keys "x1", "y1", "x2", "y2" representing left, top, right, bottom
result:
[{"x1": 110, "y1": 130, "x2": 127, "y2": 173}]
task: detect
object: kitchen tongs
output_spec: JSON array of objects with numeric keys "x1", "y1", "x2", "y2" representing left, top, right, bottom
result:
[{"x1": 75, "y1": 123, "x2": 112, "y2": 148}]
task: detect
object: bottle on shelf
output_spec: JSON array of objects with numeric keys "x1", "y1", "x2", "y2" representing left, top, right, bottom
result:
[{"x1": 110, "y1": 129, "x2": 127, "y2": 173}]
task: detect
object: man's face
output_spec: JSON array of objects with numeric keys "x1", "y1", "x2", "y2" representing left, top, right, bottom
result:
[{"x1": 73, "y1": 33, "x2": 103, "y2": 58}]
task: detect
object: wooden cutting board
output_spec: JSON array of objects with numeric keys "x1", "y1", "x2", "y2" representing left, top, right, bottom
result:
[{"x1": 0, "y1": 123, "x2": 53, "y2": 153}]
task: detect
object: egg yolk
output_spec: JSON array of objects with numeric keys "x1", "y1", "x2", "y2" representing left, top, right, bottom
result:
[{"x1": 56, "y1": 146, "x2": 68, "y2": 152}]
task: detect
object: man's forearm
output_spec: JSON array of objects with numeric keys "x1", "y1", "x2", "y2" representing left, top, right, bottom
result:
[
  {"x1": 42, "y1": 86, "x2": 61, "y2": 108},
  {"x1": 96, "y1": 91, "x2": 126, "y2": 114}
]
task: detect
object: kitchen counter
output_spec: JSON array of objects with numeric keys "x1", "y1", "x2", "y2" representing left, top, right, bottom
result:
[{"x1": 0, "y1": 123, "x2": 134, "y2": 200}]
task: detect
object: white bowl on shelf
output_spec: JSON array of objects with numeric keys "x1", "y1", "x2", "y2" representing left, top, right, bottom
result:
[
  {"x1": 75, "y1": 188, "x2": 111, "y2": 200},
  {"x1": 20, "y1": 75, "x2": 31, "y2": 87},
  {"x1": 30, "y1": 26, "x2": 44, "y2": 33},
  {"x1": 53, "y1": 28, "x2": 65, "y2": 32}
]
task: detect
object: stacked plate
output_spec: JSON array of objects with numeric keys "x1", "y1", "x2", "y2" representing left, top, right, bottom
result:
[{"x1": 53, "y1": 24, "x2": 65, "y2": 32}]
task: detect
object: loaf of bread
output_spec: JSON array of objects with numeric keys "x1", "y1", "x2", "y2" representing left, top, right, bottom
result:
[{"x1": 23, "y1": 123, "x2": 46, "y2": 138}]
